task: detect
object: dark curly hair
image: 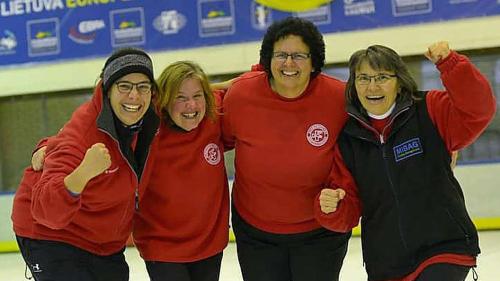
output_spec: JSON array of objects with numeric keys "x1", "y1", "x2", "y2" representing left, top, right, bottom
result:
[{"x1": 259, "y1": 17, "x2": 325, "y2": 79}]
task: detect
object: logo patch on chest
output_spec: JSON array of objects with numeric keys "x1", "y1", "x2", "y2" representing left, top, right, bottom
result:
[
  {"x1": 306, "y1": 124, "x2": 329, "y2": 147},
  {"x1": 393, "y1": 138, "x2": 423, "y2": 162},
  {"x1": 204, "y1": 143, "x2": 221, "y2": 165}
]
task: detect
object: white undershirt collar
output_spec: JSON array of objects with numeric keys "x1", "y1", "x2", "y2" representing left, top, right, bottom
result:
[{"x1": 367, "y1": 103, "x2": 396, "y2": 120}]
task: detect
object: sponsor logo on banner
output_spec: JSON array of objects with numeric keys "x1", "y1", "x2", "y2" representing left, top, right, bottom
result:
[
  {"x1": 27, "y1": 18, "x2": 60, "y2": 57},
  {"x1": 393, "y1": 138, "x2": 423, "y2": 162},
  {"x1": 251, "y1": 1, "x2": 272, "y2": 30},
  {"x1": 392, "y1": 0, "x2": 432, "y2": 17},
  {"x1": 307, "y1": 124, "x2": 329, "y2": 147},
  {"x1": 198, "y1": 0, "x2": 235, "y2": 37},
  {"x1": 204, "y1": 143, "x2": 221, "y2": 165},
  {"x1": 66, "y1": 0, "x2": 116, "y2": 9},
  {"x1": 294, "y1": 4, "x2": 331, "y2": 25},
  {"x1": 68, "y1": 19, "x2": 106, "y2": 44},
  {"x1": 344, "y1": 0, "x2": 376, "y2": 16},
  {"x1": 153, "y1": 10, "x2": 187, "y2": 35},
  {"x1": 0, "y1": 30, "x2": 17, "y2": 55},
  {"x1": 110, "y1": 7, "x2": 145, "y2": 47}
]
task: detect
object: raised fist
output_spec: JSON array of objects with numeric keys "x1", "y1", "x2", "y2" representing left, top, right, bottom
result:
[
  {"x1": 424, "y1": 41, "x2": 451, "y2": 64},
  {"x1": 80, "y1": 143, "x2": 111, "y2": 179}
]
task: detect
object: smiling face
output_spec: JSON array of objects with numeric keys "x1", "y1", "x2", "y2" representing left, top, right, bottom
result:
[
  {"x1": 270, "y1": 35, "x2": 313, "y2": 98},
  {"x1": 355, "y1": 61, "x2": 399, "y2": 116},
  {"x1": 108, "y1": 72, "x2": 152, "y2": 125},
  {"x1": 168, "y1": 77, "x2": 206, "y2": 131}
]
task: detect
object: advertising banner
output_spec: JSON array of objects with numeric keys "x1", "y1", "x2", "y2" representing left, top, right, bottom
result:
[{"x1": 1, "y1": 0, "x2": 499, "y2": 67}]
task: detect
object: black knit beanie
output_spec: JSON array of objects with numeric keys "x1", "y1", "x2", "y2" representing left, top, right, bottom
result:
[{"x1": 101, "y1": 47, "x2": 154, "y2": 94}]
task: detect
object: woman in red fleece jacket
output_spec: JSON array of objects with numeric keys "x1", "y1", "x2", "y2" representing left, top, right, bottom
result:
[
  {"x1": 19, "y1": 61, "x2": 230, "y2": 281},
  {"x1": 11, "y1": 47, "x2": 160, "y2": 281},
  {"x1": 316, "y1": 42, "x2": 496, "y2": 281},
  {"x1": 222, "y1": 16, "x2": 350, "y2": 281},
  {"x1": 132, "y1": 61, "x2": 229, "y2": 281}
]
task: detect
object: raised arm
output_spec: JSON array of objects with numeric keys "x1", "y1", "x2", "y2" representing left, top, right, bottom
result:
[{"x1": 425, "y1": 41, "x2": 496, "y2": 152}]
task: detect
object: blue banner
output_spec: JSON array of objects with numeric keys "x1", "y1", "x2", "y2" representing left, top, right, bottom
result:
[{"x1": 1, "y1": 0, "x2": 499, "y2": 67}]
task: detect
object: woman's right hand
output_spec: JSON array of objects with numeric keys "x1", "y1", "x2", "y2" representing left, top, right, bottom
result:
[
  {"x1": 319, "y1": 188, "x2": 346, "y2": 214},
  {"x1": 63, "y1": 143, "x2": 112, "y2": 194},
  {"x1": 79, "y1": 143, "x2": 112, "y2": 179},
  {"x1": 31, "y1": 146, "x2": 47, "y2": 171},
  {"x1": 210, "y1": 78, "x2": 236, "y2": 91}
]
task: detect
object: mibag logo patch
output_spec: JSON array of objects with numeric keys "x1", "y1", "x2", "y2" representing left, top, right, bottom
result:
[{"x1": 393, "y1": 138, "x2": 423, "y2": 162}]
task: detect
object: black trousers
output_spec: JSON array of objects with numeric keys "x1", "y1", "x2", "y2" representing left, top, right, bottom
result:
[
  {"x1": 145, "y1": 252, "x2": 223, "y2": 281},
  {"x1": 231, "y1": 207, "x2": 350, "y2": 281},
  {"x1": 415, "y1": 263, "x2": 473, "y2": 281},
  {"x1": 16, "y1": 236, "x2": 128, "y2": 281}
]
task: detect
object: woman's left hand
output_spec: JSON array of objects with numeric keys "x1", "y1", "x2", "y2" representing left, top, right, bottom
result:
[{"x1": 424, "y1": 41, "x2": 451, "y2": 64}]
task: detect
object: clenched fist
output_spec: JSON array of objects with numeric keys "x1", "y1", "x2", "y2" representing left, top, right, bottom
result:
[
  {"x1": 319, "y1": 188, "x2": 346, "y2": 214},
  {"x1": 424, "y1": 41, "x2": 451, "y2": 64},
  {"x1": 80, "y1": 143, "x2": 112, "y2": 178},
  {"x1": 64, "y1": 143, "x2": 112, "y2": 194}
]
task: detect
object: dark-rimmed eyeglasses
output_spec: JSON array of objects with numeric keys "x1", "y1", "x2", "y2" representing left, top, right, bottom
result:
[
  {"x1": 355, "y1": 74, "x2": 397, "y2": 85},
  {"x1": 115, "y1": 81, "x2": 152, "y2": 95},
  {"x1": 272, "y1": 52, "x2": 311, "y2": 62}
]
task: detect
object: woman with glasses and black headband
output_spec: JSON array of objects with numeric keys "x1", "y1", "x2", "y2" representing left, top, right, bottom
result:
[
  {"x1": 316, "y1": 42, "x2": 496, "y2": 281},
  {"x1": 11, "y1": 47, "x2": 160, "y2": 281},
  {"x1": 222, "y1": 17, "x2": 350, "y2": 281}
]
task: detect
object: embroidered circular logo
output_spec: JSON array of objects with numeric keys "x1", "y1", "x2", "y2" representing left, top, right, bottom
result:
[
  {"x1": 204, "y1": 143, "x2": 221, "y2": 165},
  {"x1": 306, "y1": 124, "x2": 329, "y2": 147}
]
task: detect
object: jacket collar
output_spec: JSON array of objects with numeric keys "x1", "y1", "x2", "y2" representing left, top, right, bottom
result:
[
  {"x1": 346, "y1": 94, "x2": 414, "y2": 123},
  {"x1": 343, "y1": 94, "x2": 416, "y2": 143}
]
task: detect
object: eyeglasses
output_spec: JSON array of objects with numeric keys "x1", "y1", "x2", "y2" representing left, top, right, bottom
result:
[
  {"x1": 272, "y1": 52, "x2": 311, "y2": 62},
  {"x1": 355, "y1": 74, "x2": 397, "y2": 85},
  {"x1": 115, "y1": 81, "x2": 152, "y2": 95}
]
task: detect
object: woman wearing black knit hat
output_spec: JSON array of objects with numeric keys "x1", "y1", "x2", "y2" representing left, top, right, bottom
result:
[{"x1": 11, "y1": 47, "x2": 160, "y2": 281}]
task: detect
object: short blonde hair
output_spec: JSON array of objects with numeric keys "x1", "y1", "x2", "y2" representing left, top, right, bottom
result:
[{"x1": 155, "y1": 61, "x2": 215, "y2": 123}]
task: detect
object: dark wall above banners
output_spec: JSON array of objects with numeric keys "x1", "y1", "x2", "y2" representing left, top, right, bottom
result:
[{"x1": 1, "y1": 0, "x2": 499, "y2": 67}]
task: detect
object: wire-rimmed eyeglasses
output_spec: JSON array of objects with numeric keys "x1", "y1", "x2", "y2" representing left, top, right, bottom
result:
[
  {"x1": 272, "y1": 52, "x2": 311, "y2": 62},
  {"x1": 115, "y1": 81, "x2": 152, "y2": 95},
  {"x1": 355, "y1": 74, "x2": 397, "y2": 85}
]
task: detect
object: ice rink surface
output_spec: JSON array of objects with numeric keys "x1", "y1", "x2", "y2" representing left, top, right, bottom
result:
[{"x1": 1, "y1": 231, "x2": 499, "y2": 280}]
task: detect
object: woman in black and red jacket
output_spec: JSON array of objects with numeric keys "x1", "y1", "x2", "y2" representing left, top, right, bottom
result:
[{"x1": 315, "y1": 42, "x2": 496, "y2": 281}]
